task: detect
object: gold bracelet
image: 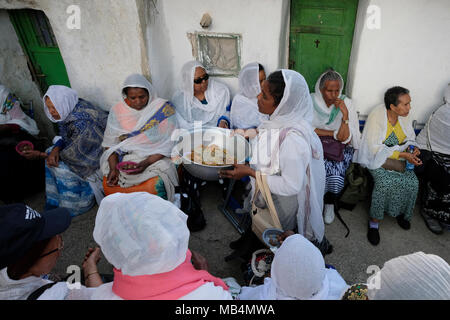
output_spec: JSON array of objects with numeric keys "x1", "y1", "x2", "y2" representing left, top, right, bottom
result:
[{"x1": 86, "y1": 271, "x2": 99, "y2": 279}]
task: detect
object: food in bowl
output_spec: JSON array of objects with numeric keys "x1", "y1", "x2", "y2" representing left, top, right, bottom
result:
[
  {"x1": 262, "y1": 228, "x2": 284, "y2": 248},
  {"x1": 15, "y1": 141, "x2": 34, "y2": 155},
  {"x1": 116, "y1": 161, "x2": 139, "y2": 173},
  {"x1": 189, "y1": 144, "x2": 236, "y2": 166}
]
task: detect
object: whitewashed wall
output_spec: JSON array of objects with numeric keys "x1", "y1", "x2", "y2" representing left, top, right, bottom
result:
[
  {"x1": 0, "y1": 0, "x2": 149, "y2": 114},
  {"x1": 144, "y1": 0, "x2": 290, "y2": 100},
  {"x1": 347, "y1": 0, "x2": 450, "y2": 123},
  {"x1": 0, "y1": 10, "x2": 53, "y2": 139}
]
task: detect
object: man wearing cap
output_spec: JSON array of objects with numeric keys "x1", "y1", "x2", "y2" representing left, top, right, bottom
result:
[{"x1": 0, "y1": 204, "x2": 102, "y2": 300}]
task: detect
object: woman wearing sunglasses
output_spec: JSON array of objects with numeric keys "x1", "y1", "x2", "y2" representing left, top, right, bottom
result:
[{"x1": 172, "y1": 61, "x2": 231, "y2": 130}]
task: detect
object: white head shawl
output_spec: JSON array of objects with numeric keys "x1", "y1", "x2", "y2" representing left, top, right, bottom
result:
[
  {"x1": 367, "y1": 252, "x2": 450, "y2": 300},
  {"x1": 354, "y1": 103, "x2": 417, "y2": 170},
  {"x1": 238, "y1": 234, "x2": 335, "y2": 300},
  {"x1": 230, "y1": 62, "x2": 268, "y2": 129},
  {"x1": 93, "y1": 192, "x2": 190, "y2": 276},
  {"x1": 43, "y1": 85, "x2": 78, "y2": 123},
  {"x1": 172, "y1": 61, "x2": 230, "y2": 129},
  {"x1": 0, "y1": 85, "x2": 39, "y2": 135},
  {"x1": 100, "y1": 74, "x2": 175, "y2": 168},
  {"x1": 311, "y1": 71, "x2": 361, "y2": 149},
  {"x1": 416, "y1": 84, "x2": 450, "y2": 154},
  {"x1": 252, "y1": 70, "x2": 325, "y2": 242}
]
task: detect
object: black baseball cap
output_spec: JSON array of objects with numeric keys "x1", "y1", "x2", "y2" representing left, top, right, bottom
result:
[{"x1": 0, "y1": 204, "x2": 72, "y2": 270}]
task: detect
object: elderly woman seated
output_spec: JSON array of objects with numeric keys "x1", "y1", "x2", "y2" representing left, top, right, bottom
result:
[
  {"x1": 43, "y1": 86, "x2": 108, "y2": 216},
  {"x1": 355, "y1": 86, "x2": 421, "y2": 246},
  {"x1": 89, "y1": 192, "x2": 232, "y2": 300},
  {"x1": 172, "y1": 61, "x2": 231, "y2": 130},
  {"x1": 100, "y1": 74, "x2": 179, "y2": 202},
  {"x1": 311, "y1": 69, "x2": 361, "y2": 225},
  {"x1": 171, "y1": 61, "x2": 232, "y2": 231},
  {"x1": 0, "y1": 85, "x2": 43, "y2": 204},
  {"x1": 415, "y1": 84, "x2": 450, "y2": 234}
]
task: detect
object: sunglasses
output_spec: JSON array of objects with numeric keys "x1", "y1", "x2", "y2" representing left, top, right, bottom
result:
[
  {"x1": 194, "y1": 73, "x2": 209, "y2": 84},
  {"x1": 39, "y1": 236, "x2": 64, "y2": 259}
]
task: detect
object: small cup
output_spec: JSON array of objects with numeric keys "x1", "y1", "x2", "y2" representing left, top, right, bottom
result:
[
  {"x1": 15, "y1": 141, "x2": 34, "y2": 156},
  {"x1": 116, "y1": 161, "x2": 139, "y2": 173}
]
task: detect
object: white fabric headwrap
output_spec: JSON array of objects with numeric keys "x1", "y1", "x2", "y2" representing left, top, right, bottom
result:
[
  {"x1": 172, "y1": 61, "x2": 230, "y2": 129},
  {"x1": 0, "y1": 85, "x2": 39, "y2": 135},
  {"x1": 354, "y1": 104, "x2": 416, "y2": 169},
  {"x1": 251, "y1": 70, "x2": 325, "y2": 242},
  {"x1": 93, "y1": 192, "x2": 190, "y2": 276},
  {"x1": 237, "y1": 234, "x2": 348, "y2": 300},
  {"x1": 416, "y1": 84, "x2": 450, "y2": 154},
  {"x1": 311, "y1": 71, "x2": 361, "y2": 149},
  {"x1": 367, "y1": 252, "x2": 450, "y2": 300},
  {"x1": 100, "y1": 74, "x2": 176, "y2": 172},
  {"x1": 43, "y1": 85, "x2": 78, "y2": 123},
  {"x1": 230, "y1": 62, "x2": 268, "y2": 129}
]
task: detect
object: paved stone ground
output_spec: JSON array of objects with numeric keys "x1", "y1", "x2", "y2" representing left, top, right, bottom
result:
[{"x1": 19, "y1": 181, "x2": 450, "y2": 287}]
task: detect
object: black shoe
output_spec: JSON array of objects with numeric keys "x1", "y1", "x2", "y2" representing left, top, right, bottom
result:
[
  {"x1": 367, "y1": 224, "x2": 380, "y2": 246},
  {"x1": 187, "y1": 208, "x2": 206, "y2": 232},
  {"x1": 229, "y1": 229, "x2": 252, "y2": 250},
  {"x1": 225, "y1": 232, "x2": 263, "y2": 262},
  {"x1": 396, "y1": 215, "x2": 411, "y2": 230}
]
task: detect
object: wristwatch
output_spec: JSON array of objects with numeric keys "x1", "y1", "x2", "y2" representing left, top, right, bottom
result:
[{"x1": 342, "y1": 118, "x2": 349, "y2": 125}]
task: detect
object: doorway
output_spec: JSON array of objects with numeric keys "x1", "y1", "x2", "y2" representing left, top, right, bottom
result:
[
  {"x1": 8, "y1": 9, "x2": 71, "y2": 94},
  {"x1": 289, "y1": 0, "x2": 358, "y2": 92}
]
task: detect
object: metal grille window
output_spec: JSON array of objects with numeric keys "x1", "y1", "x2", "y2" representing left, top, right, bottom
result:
[{"x1": 196, "y1": 33, "x2": 241, "y2": 77}]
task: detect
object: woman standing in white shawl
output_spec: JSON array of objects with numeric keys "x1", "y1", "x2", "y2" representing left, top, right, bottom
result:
[
  {"x1": 230, "y1": 62, "x2": 268, "y2": 130},
  {"x1": 354, "y1": 86, "x2": 421, "y2": 246},
  {"x1": 100, "y1": 74, "x2": 179, "y2": 202},
  {"x1": 220, "y1": 70, "x2": 330, "y2": 255},
  {"x1": 172, "y1": 61, "x2": 231, "y2": 130},
  {"x1": 415, "y1": 84, "x2": 450, "y2": 234},
  {"x1": 0, "y1": 85, "x2": 43, "y2": 203},
  {"x1": 311, "y1": 69, "x2": 361, "y2": 225},
  {"x1": 238, "y1": 234, "x2": 347, "y2": 300}
]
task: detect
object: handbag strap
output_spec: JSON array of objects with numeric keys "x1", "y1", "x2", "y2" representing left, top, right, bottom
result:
[
  {"x1": 426, "y1": 110, "x2": 434, "y2": 153},
  {"x1": 255, "y1": 171, "x2": 283, "y2": 230}
]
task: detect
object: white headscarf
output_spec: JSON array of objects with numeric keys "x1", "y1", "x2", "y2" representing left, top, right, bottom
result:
[
  {"x1": 100, "y1": 74, "x2": 176, "y2": 168},
  {"x1": 252, "y1": 70, "x2": 325, "y2": 242},
  {"x1": 230, "y1": 62, "x2": 268, "y2": 129},
  {"x1": 311, "y1": 71, "x2": 361, "y2": 149},
  {"x1": 354, "y1": 104, "x2": 417, "y2": 170},
  {"x1": 93, "y1": 192, "x2": 189, "y2": 276},
  {"x1": 172, "y1": 61, "x2": 230, "y2": 129},
  {"x1": 43, "y1": 85, "x2": 78, "y2": 123},
  {"x1": 0, "y1": 85, "x2": 39, "y2": 135},
  {"x1": 416, "y1": 84, "x2": 450, "y2": 155},
  {"x1": 238, "y1": 234, "x2": 347, "y2": 300},
  {"x1": 368, "y1": 252, "x2": 450, "y2": 300}
]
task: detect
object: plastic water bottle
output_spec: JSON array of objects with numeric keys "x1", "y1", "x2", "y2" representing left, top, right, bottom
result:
[{"x1": 406, "y1": 145, "x2": 415, "y2": 170}]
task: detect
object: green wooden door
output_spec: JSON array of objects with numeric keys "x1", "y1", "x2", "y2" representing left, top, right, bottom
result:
[
  {"x1": 9, "y1": 9, "x2": 71, "y2": 93},
  {"x1": 289, "y1": 0, "x2": 358, "y2": 92}
]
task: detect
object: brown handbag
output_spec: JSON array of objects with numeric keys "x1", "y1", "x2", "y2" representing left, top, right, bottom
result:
[{"x1": 381, "y1": 158, "x2": 406, "y2": 172}]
